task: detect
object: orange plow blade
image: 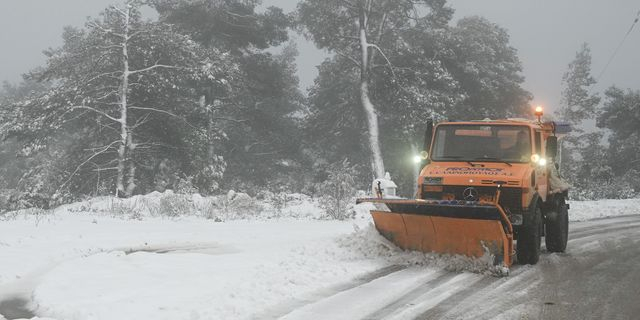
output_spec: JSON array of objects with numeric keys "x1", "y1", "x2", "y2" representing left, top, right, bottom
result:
[{"x1": 358, "y1": 199, "x2": 513, "y2": 267}]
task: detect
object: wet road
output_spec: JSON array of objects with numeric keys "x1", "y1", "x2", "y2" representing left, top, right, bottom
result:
[{"x1": 278, "y1": 215, "x2": 640, "y2": 320}]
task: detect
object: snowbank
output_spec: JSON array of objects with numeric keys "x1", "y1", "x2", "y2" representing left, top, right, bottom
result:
[
  {"x1": 6, "y1": 190, "x2": 327, "y2": 222},
  {"x1": 0, "y1": 216, "x2": 385, "y2": 320},
  {"x1": 569, "y1": 198, "x2": 640, "y2": 221}
]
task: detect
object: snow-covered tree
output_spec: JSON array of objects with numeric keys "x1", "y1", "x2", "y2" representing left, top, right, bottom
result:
[
  {"x1": 153, "y1": 0, "x2": 306, "y2": 191},
  {"x1": 556, "y1": 43, "x2": 602, "y2": 190},
  {"x1": 298, "y1": 0, "x2": 453, "y2": 179},
  {"x1": 558, "y1": 43, "x2": 601, "y2": 127},
  {"x1": 598, "y1": 87, "x2": 640, "y2": 185},
  {"x1": 447, "y1": 16, "x2": 531, "y2": 120},
  {"x1": 300, "y1": 2, "x2": 530, "y2": 193},
  {"x1": 4, "y1": 1, "x2": 221, "y2": 200}
]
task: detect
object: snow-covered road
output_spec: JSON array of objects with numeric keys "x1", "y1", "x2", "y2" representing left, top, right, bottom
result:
[
  {"x1": 277, "y1": 215, "x2": 640, "y2": 320},
  {"x1": 1, "y1": 198, "x2": 639, "y2": 320}
]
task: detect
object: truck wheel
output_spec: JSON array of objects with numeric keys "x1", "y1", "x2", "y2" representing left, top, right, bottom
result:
[
  {"x1": 517, "y1": 204, "x2": 542, "y2": 264},
  {"x1": 545, "y1": 198, "x2": 569, "y2": 252}
]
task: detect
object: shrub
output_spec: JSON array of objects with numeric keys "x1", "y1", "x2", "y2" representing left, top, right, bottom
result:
[
  {"x1": 158, "y1": 193, "x2": 193, "y2": 217},
  {"x1": 223, "y1": 190, "x2": 261, "y2": 217},
  {"x1": 316, "y1": 160, "x2": 358, "y2": 220}
]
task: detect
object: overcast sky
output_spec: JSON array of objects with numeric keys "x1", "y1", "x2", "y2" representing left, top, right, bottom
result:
[{"x1": 1, "y1": 1, "x2": 639, "y2": 113}]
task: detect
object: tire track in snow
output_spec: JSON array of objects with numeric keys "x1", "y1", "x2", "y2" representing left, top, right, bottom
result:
[
  {"x1": 366, "y1": 272, "x2": 484, "y2": 320},
  {"x1": 418, "y1": 266, "x2": 541, "y2": 320},
  {"x1": 416, "y1": 275, "x2": 497, "y2": 320},
  {"x1": 259, "y1": 265, "x2": 406, "y2": 319},
  {"x1": 569, "y1": 219, "x2": 640, "y2": 241},
  {"x1": 278, "y1": 268, "x2": 446, "y2": 320},
  {"x1": 361, "y1": 272, "x2": 460, "y2": 319},
  {"x1": 568, "y1": 215, "x2": 640, "y2": 234}
]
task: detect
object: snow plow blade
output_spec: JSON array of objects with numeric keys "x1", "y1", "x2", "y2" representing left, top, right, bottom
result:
[{"x1": 356, "y1": 199, "x2": 513, "y2": 267}]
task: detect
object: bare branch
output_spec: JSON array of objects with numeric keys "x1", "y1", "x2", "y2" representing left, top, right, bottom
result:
[
  {"x1": 58, "y1": 140, "x2": 121, "y2": 191},
  {"x1": 224, "y1": 10, "x2": 258, "y2": 20},
  {"x1": 73, "y1": 105, "x2": 121, "y2": 123},
  {"x1": 367, "y1": 43, "x2": 395, "y2": 77},
  {"x1": 335, "y1": 49, "x2": 361, "y2": 68},
  {"x1": 131, "y1": 113, "x2": 151, "y2": 129},
  {"x1": 338, "y1": 0, "x2": 357, "y2": 10},
  {"x1": 83, "y1": 71, "x2": 121, "y2": 86},
  {"x1": 92, "y1": 167, "x2": 119, "y2": 172},
  {"x1": 109, "y1": 4, "x2": 128, "y2": 18},
  {"x1": 99, "y1": 45, "x2": 123, "y2": 50},
  {"x1": 129, "y1": 106, "x2": 196, "y2": 128},
  {"x1": 87, "y1": 22, "x2": 126, "y2": 38},
  {"x1": 129, "y1": 63, "x2": 185, "y2": 75},
  {"x1": 212, "y1": 117, "x2": 248, "y2": 124}
]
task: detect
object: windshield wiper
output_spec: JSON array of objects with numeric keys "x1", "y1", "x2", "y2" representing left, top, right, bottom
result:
[
  {"x1": 473, "y1": 157, "x2": 512, "y2": 167},
  {"x1": 437, "y1": 156, "x2": 478, "y2": 167}
]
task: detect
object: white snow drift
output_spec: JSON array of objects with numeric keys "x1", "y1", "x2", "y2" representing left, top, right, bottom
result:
[{"x1": 0, "y1": 192, "x2": 638, "y2": 320}]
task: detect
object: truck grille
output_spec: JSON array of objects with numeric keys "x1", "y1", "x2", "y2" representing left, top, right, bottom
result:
[{"x1": 423, "y1": 185, "x2": 523, "y2": 215}]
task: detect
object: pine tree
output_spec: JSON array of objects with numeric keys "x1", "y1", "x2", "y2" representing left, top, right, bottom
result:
[
  {"x1": 598, "y1": 87, "x2": 640, "y2": 180},
  {"x1": 447, "y1": 16, "x2": 531, "y2": 120},
  {"x1": 153, "y1": 0, "x2": 305, "y2": 191},
  {"x1": 556, "y1": 43, "x2": 602, "y2": 190},
  {"x1": 3, "y1": 1, "x2": 223, "y2": 200},
  {"x1": 558, "y1": 43, "x2": 601, "y2": 127}
]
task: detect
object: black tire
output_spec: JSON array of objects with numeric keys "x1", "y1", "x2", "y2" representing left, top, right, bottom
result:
[
  {"x1": 517, "y1": 203, "x2": 542, "y2": 264},
  {"x1": 545, "y1": 197, "x2": 569, "y2": 252}
]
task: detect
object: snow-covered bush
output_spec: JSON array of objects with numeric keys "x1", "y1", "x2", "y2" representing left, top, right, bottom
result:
[
  {"x1": 572, "y1": 180, "x2": 637, "y2": 201},
  {"x1": 109, "y1": 197, "x2": 145, "y2": 219},
  {"x1": 223, "y1": 190, "x2": 261, "y2": 217},
  {"x1": 158, "y1": 193, "x2": 193, "y2": 217},
  {"x1": 0, "y1": 189, "x2": 12, "y2": 213},
  {"x1": 270, "y1": 192, "x2": 289, "y2": 215},
  {"x1": 316, "y1": 160, "x2": 358, "y2": 220}
]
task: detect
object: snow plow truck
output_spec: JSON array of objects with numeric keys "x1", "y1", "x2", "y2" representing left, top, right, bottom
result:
[{"x1": 357, "y1": 107, "x2": 571, "y2": 267}]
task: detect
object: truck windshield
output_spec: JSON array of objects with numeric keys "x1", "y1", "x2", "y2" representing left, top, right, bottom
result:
[{"x1": 431, "y1": 125, "x2": 532, "y2": 163}]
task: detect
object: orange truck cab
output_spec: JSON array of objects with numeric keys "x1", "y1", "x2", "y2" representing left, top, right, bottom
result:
[{"x1": 418, "y1": 117, "x2": 571, "y2": 265}]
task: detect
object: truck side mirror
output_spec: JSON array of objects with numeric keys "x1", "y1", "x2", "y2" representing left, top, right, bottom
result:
[
  {"x1": 423, "y1": 120, "x2": 433, "y2": 154},
  {"x1": 546, "y1": 136, "x2": 558, "y2": 159}
]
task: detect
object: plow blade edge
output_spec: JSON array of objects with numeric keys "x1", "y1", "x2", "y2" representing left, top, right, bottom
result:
[{"x1": 358, "y1": 199, "x2": 513, "y2": 267}]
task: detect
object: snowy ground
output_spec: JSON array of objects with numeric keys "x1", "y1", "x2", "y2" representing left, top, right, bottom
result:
[{"x1": 0, "y1": 194, "x2": 639, "y2": 320}]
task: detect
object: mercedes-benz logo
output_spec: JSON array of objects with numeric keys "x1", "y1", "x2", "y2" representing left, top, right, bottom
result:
[{"x1": 463, "y1": 187, "x2": 479, "y2": 201}]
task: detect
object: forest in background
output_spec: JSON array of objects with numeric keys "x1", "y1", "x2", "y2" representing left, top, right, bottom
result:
[{"x1": 0, "y1": 0, "x2": 638, "y2": 211}]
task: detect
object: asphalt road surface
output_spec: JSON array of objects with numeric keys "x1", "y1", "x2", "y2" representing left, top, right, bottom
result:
[{"x1": 277, "y1": 215, "x2": 640, "y2": 320}]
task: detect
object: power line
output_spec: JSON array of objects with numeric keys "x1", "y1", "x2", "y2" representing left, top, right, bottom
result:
[{"x1": 594, "y1": 9, "x2": 640, "y2": 83}]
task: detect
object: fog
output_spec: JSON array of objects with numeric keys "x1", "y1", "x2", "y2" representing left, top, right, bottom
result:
[{"x1": 1, "y1": 0, "x2": 639, "y2": 111}]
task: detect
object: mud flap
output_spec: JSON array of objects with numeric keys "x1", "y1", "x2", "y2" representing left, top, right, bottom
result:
[{"x1": 359, "y1": 199, "x2": 513, "y2": 267}]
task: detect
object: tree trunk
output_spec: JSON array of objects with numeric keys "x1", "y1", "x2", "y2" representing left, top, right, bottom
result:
[
  {"x1": 359, "y1": 9, "x2": 385, "y2": 179},
  {"x1": 116, "y1": 6, "x2": 132, "y2": 198},
  {"x1": 125, "y1": 128, "x2": 136, "y2": 196},
  {"x1": 208, "y1": 98, "x2": 218, "y2": 163}
]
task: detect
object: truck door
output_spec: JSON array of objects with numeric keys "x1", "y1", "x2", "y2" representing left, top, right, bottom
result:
[{"x1": 535, "y1": 130, "x2": 548, "y2": 201}]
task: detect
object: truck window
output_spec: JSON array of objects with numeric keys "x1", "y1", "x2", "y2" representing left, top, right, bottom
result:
[{"x1": 432, "y1": 125, "x2": 531, "y2": 163}]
